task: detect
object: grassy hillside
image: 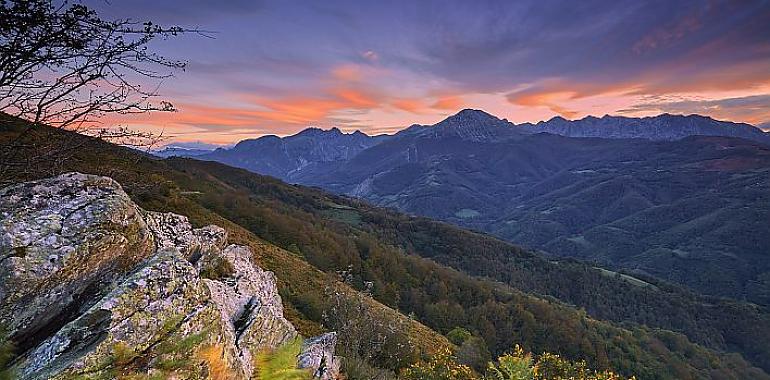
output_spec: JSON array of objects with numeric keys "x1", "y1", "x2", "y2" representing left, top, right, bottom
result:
[{"x1": 1, "y1": 119, "x2": 769, "y2": 379}]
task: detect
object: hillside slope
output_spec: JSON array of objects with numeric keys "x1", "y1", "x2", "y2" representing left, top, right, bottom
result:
[
  {"x1": 164, "y1": 157, "x2": 770, "y2": 375},
  {"x1": 0, "y1": 117, "x2": 450, "y2": 379}
]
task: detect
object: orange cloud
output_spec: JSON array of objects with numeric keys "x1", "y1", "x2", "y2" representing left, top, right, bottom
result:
[
  {"x1": 507, "y1": 88, "x2": 583, "y2": 118},
  {"x1": 112, "y1": 103, "x2": 267, "y2": 128},
  {"x1": 506, "y1": 46, "x2": 770, "y2": 116},
  {"x1": 331, "y1": 88, "x2": 379, "y2": 108},
  {"x1": 254, "y1": 97, "x2": 346, "y2": 125},
  {"x1": 431, "y1": 95, "x2": 464, "y2": 110},
  {"x1": 634, "y1": 58, "x2": 770, "y2": 95},
  {"x1": 391, "y1": 98, "x2": 426, "y2": 113}
]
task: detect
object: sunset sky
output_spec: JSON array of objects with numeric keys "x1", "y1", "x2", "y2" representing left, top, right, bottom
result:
[{"x1": 87, "y1": 0, "x2": 770, "y2": 144}]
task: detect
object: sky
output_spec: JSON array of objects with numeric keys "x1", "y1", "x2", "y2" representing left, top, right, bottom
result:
[{"x1": 86, "y1": 0, "x2": 770, "y2": 144}]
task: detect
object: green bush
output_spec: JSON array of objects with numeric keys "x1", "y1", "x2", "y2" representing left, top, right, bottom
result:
[
  {"x1": 403, "y1": 346, "x2": 634, "y2": 380},
  {"x1": 402, "y1": 348, "x2": 474, "y2": 380},
  {"x1": 447, "y1": 327, "x2": 473, "y2": 346}
]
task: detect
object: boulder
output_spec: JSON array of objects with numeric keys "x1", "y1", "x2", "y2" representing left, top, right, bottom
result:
[{"x1": 0, "y1": 173, "x2": 154, "y2": 358}]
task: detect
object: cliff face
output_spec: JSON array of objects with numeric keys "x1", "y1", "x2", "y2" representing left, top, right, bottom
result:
[{"x1": 0, "y1": 172, "x2": 339, "y2": 379}]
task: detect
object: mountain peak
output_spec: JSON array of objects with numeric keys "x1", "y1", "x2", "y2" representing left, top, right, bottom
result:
[
  {"x1": 546, "y1": 115, "x2": 568, "y2": 123},
  {"x1": 445, "y1": 108, "x2": 500, "y2": 122},
  {"x1": 296, "y1": 126, "x2": 343, "y2": 137},
  {"x1": 400, "y1": 108, "x2": 518, "y2": 142},
  {"x1": 434, "y1": 109, "x2": 505, "y2": 130}
]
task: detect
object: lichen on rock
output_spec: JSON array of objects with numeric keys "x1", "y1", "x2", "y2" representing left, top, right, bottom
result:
[{"x1": 0, "y1": 172, "x2": 340, "y2": 379}]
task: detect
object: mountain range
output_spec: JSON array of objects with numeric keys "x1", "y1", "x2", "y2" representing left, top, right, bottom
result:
[
  {"x1": 519, "y1": 113, "x2": 770, "y2": 143},
  {"x1": 151, "y1": 141, "x2": 226, "y2": 158},
  {"x1": 178, "y1": 110, "x2": 770, "y2": 307},
  {"x1": 180, "y1": 110, "x2": 770, "y2": 181},
  {"x1": 198, "y1": 127, "x2": 389, "y2": 181}
]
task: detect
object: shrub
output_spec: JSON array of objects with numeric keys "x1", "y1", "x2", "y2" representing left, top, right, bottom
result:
[
  {"x1": 401, "y1": 346, "x2": 634, "y2": 380},
  {"x1": 486, "y1": 347, "x2": 633, "y2": 380},
  {"x1": 200, "y1": 254, "x2": 235, "y2": 281},
  {"x1": 485, "y1": 346, "x2": 533, "y2": 380},
  {"x1": 447, "y1": 327, "x2": 473, "y2": 346},
  {"x1": 323, "y1": 288, "x2": 416, "y2": 372},
  {"x1": 402, "y1": 348, "x2": 475, "y2": 380}
]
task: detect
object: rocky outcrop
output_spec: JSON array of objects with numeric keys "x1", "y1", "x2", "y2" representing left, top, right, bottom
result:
[
  {"x1": 297, "y1": 333, "x2": 341, "y2": 380},
  {"x1": 0, "y1": 172, "x2": 340, "y2": 379}
]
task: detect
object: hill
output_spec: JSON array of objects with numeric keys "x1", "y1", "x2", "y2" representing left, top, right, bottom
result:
[
  {"x1": 0, "y1": 117, "x2": 449, "y2": 379},
  {"x1": 3, "y1": 116, "x2": 770, "y2": 379}
]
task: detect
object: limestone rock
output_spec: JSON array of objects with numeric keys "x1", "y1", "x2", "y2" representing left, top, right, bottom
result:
[
  {"x1": 0, "y1": 173, "x2": 154, "y2": 358},
  {"x1": 0, "y1": 173, "x2": 339, "y2": 379},
  {"x1": 143, "y1": 211, "x2": 227, "y2": 262},
  {"x1": 298, "y1": 333, "x2": 342, "y2": 380},
  {"x1": 200, "y1": 244, "x2": 298, "y2": 375}
]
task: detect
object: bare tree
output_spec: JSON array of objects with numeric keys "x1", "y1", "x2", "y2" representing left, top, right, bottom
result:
[
  {"x1": 323, "y1": 267, "x2": 416, "y2": 379},
  {"x1": 0, "y1": 0, "x2": 200, "y2": 182}
]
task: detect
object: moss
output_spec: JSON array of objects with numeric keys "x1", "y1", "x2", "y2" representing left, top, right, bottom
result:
[
  {"x1": 0, "y1": 327, "x2": 16, "y2": 380},
  {"x1": 199, "y1": 254, "x2": 235, "y2": 281},
  {"x1": 110, "y1": 342, "x2": 139, "y2": 368},
  {"x1": 60, "y1": 312, "x2": 211, "y2": 380}
]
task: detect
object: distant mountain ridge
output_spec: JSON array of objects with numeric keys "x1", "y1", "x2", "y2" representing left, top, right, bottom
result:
[
  {"x1": 178, "y1": 111, "x2": 770, "y2": 170},
  {"x1": 301, "y1": 125, "x2": 770, "y2": 308},
  {"x1": 152, "y1": 146, "x2": 214, "y2": 158},
  {"x1": 519, "y1": 113, "x2": 770, "y2": 143},
  {"x1": 197, "y1": 127, "x2": 389, "y2": 181}
]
